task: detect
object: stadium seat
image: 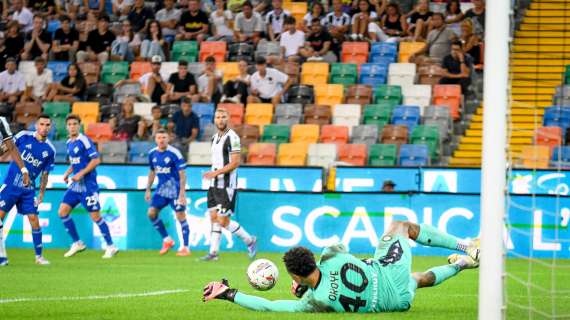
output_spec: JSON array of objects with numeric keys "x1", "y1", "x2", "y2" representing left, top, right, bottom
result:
[
  {"x1": 114, "y1": 82, "x2": 142, "y2": 103},
  {"x1": 261, "y1": 124, "x2": 290, "y2": 145},
  {"x1": 234, "y1": 124, "x2": 260, "y2": 148},
  {"x1": 543, "y1": 106, "x2": 570, "y2": 130},
  {"x1": 192, "y1": 103, "x2": 215, "y2": 129},
  {"x1": 218, "y1": 103, "x2": 244, "y2": 126},
  {"x1": 388, "y1": 63, "x2": 416, "y2": 87},
  {"x1": 129, "y1": 141, "x2": 154, "y2": 164},
  {"x1": 255, "y1": 41, "x2": 281, "y2": 60},
  {"x1": 423, "y1": 105, "x2": 452, "y2": 141},
  {"x1": 171, "y1": 41, "x2": 199, "y2": 62},
  {"x1": 368, "y1": 144, "x2": 398, "y2": 166},
  {"x1": 287, "y1": 85, "x2": 314, "y2": 104},
  {"x1": 99, "y1": 141, "x2": 128, "y2": 163},
  {"x1": 130, "y1": 62, "x2": 152, "y2": 81},
  {"x1": 433, "y1": 84, "x2": 462, "y2": 120},
  {"x1": 278, "y1": 142, "x2": 308, "y2": 166},
  {"x1": 402, "y1": 85, "x2": 432, "y2": 113},
  {"x1": 398, "y1": 41, "x2": 425, "y2": 62},
  {"x1": 228, "y1": 43, "x2": 254, "y2": 62},
  {"x1": 188, "y1": 142, "x2": 212, "y2": 165},
  {"x1": 341, "y1": 42, "x2": 369, "y2": 64},
  {"x1": 18, "y1": 61, "x2": 36, "y2": 79},
  {"x1": 85, "y1": 122, "x2": 113, "y2": 144},
  {"x1": 399, "y1": 144, "x2": 430, "y2": 167},
  {"x1": 216, "y1": 62, "x2": 239, "y2": 83},
  {"x1": 53, "y1": 117, "x2": 68, "y2": 140},
  {"x1": 303, "y1": 105, "x2": 332, "y2": 126},
  {"x1": 188, "y1": 62, "x2": 205, "y2": 78},
  {"x1": 245, "y1": 103, "x2": 273, "y2": 128},
  {"x1": 551, "y1": 146, "x2": 570, "y2": 168},
  {"x1": 518, "y1": 145, "x2": 550, "y2": 169},
  {"x1": 291, "y1": 124, "x2": 320, "y2": 144},
  {"x1": 101, "y1": 61, "x2": 129, "y2": 85},
  {"x1": 132, "y1": 102, "x2": 155, "y2": 121},
  {"x1": 43, "y1": 102, "x2": 70, "y2": 119},
  {"x1": 363, "y1": 104, "x2": 392, "y2": 129},
  {"x1": 391, "y1": 105, "x2": 421, "y2": 132},
  {"x1": 301, "y1": 62, "x2": 329, "y2": 86},
  {"x1": 284, "y1": 2, "x2": 308, "y2": 27},
  {"x1": 381, "y1": 125, "x2": 409, "y2": 146},
  {"x1": 330, "y1": 63, "x2": 358, "y2": 85},
  {"x1": 159, "y1": 62, "x2": 179, "y2": 80},
  {"x1": 374, "y1": 85, "x2": 403, "y2": 105},
  {"x1": 370, "y1": 42, "x2": 397, "y2": 64},
  {"x1": 535, "y1": 126, "x2": 563, "y2": 150},
  {"x1": 320, "y1": 125, "x2": 349, "y2": 145},
  {"x1": 345, "y1": 85, "x2": 373, "y2": 105},
  {"x1": 274, "y1": 103, "x2": 303, "y2": 126},
  {"x1": 418, "y1": 64, "x2": 445, "y2": 86},
  {"x1": 332, "y1": 104, "x2": 361, "y2": 133},
  {"x1": 411, "y1": 125, "x2": 441, "y2": 161},
  {"x1": 199, "y1": 123, "x2": 217, "y2": 141},
  {"x1": 359, "y1": 63, "x2": 388, "y2": 87},
  {"x1": 315, "y1": 84, "x2": 344, "y2": 106},
  {"x1": 282, "y1": 62, "x2": 300, "y2": 85},
  {"x1": 247, "y1": 143, "x2": 277, "y2": 165},
  {"x1": 79, "y1": 62, "x2": 101, "y2": 85},
  {"x1": 86, "y1": 83, "x2": 113, "y2": 105},
  {"x1": 338, "y1": 143, "x2": 368, "y2": 166},
  {"x1": 352, "y1": 124, "x2": 379, "y2": 146},
  {"x1": 72, "y1": 102, "x2": 100, "y2": 125},
  {"x1": 307, "y1": 143, "x2": 338, "y2": 168},
  {"x1": 52, "y1": 140, "x2": 68, "y2": 163},
  {"x1": 47, "y1": 61, "x2": 70, "y2": 82},
  {"x1": 15, "y1": 102, "x2": 42, "y2": 127},
  {"x1": 199, "y1": 41, "x2": 227, "y2": 62}
]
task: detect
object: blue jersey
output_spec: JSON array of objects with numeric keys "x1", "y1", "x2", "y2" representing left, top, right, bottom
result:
[
  {"x1": 148, "y1": 145, "x2": 186, "y2": 199},
  {"x1": 3, "y1": 131, "x2": 56, "y2": 190},
  {"x1": 67, "y1": 134, "x2": 99, "y2": 193}
]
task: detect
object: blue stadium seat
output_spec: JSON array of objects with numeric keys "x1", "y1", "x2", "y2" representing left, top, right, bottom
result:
[
  {"x1": 129, "y1": 141, "x2": 154, "y2": 164},
  {"x1": 47, "y1": 20, "x2": 60, "y2": 36},
  {"x1": 543, "y1": 106, "x2": 570, "y2": 130},
  {"x1": 391, "y1": 105, "x2": 421, "y2": 132},
  {"x1": 52, "y1": 140, "x2": 68, "y2": 163},
  {"x1": 48, "y1": 61, "x2": 71, "y2": 82},
  {"x1": 359, "y1": 63, "x2": 388, "y2": 86},
  {"x1": 551, "y1": 146, "x2": 570, "y2": 168},
  {"x1": 192, "y1": 103, "x2": 215, "y2": 136},
  {"x1": 399, "y1": 144, "x2": 429, "y2": 167},
  {"x1": 370, "y1": 43, "x2": 397, "y2": 63}
]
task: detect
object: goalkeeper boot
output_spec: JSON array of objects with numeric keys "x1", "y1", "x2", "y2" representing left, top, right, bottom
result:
[
  {"x1": 447, "y1": 254, "x2": 479, "y2": 269},
  {"x1": 466, "y1": 239, "x2": 480, "y2": 263}
]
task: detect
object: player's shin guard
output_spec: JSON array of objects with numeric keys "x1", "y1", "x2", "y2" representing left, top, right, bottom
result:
[
  {"x1": 416, "y1": 223, "x2": 469, "y2": 252},
  {"x1": 150, "y1": 216, "x2": 169, "y2": 240},
  {"x1": 227, "y1": 220, "x2": 253, "y2": 245},
  {"x1": 179, "y1": 219, "x2": 190, "y2": 247},
  {"x1": 31, "y1": 228, "x2": 43, "y2": 257},
  {"x1": 95, "y1": 218, "x2": 113, "y2": 246},
  {"x1": 0, "y1": 220, "x2": 6, "y2": 258},
  {"x1": 60, "y1": 214, "x2": 80, "y2": 243},
  {"x1": 210, "y1": 223, "x2": 221, "y2": 255},
  {"x1": 427, "y1": 264, "x2": 460, "y2": 286}
]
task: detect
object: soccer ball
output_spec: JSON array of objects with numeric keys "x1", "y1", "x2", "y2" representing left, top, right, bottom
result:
[{"x1": 246, "y1": 259, "x2": 279, "y2": 291}]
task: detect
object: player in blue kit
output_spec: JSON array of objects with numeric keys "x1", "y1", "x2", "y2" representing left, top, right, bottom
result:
[
  {"x1": 57, "y1": 114, "x2": 118, "y2": 259},
  {"x1": 145, "y1": 128, "x2": 190, "y2": 256},
  {"x1": 0, "y1": 115, "x2": 55, "y2": 265}
]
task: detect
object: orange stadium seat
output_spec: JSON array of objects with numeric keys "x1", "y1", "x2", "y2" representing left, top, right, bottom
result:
[
  {"x1": 217, "y1": 62, "x2": 239, "y2": 82},
  {"x1": 72, "y1": 102, "x2": 100, "y2": 126},
  {"x1": 338, "y1": 144, "x2": 368, "y2": 166},
  {"x1": 245, "y1": 103, "x2": 273, "y2": 128},
  {"x1": 315, "y1": 84, "x2": 344, "y2": 106},
  {"x1": 218, "y1": 103, "x2": 244, "y2": 126},
  {"x1": 535, "y1": 126, "x2": 563, "y2": 151},
  {"x1": 278, "y1": 142, "x2": 308, "y2": 166},
  {"x1": 291, "y1": 124, "x2": 320, "y2": 144},
  {"x1": 320, "y1": 125, "x2": 349, "y2": 145},
  {"x1": 199, "y1": 41, "x2": 227, "y2": 62},
  {"x1": 85, "y1": 122, "x2": 113, "y2": 144},
  {"x1": 247, "y1": 143, "x2": 277, "y2": 165},
  {"x1": 301, "y1": 62, "x2": 329, "y2": 86},
  {"x1": 341, "y1": 42, "x2": 369, "y2": 64},
  {"x1": 519, "y1": 145, "x2": 551, "y2": 169},
  {"x1": 399, "y1": 41, "x2": 425, "y2": 62},
  {"x1": 433, "y1": 84, "x2": 462, "y2": 120},
  {"x1": 130, "y1": 62, "x2": 152, "y2": 81}
]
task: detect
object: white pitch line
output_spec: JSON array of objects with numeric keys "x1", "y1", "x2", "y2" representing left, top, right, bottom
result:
[{"x1": 0, "y1": 289, "x2": 190, "y2": 304}]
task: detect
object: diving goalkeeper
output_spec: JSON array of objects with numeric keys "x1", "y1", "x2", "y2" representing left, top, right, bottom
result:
[{"x1": 202, "y1": 221, "x2": 480, "y2": 313}]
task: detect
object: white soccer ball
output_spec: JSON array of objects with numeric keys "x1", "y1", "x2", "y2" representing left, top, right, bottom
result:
[{"x1": 246, "y1": 259, "x2": 279, "y2": 291}]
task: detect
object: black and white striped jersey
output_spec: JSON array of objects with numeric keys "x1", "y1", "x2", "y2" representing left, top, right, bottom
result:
[{"x1": 210, "y1": 128, "x2": 241, "y2": 189}]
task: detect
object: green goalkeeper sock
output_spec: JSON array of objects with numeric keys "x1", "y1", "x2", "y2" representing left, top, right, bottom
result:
[
  {"x1": 428, "y1": 264, "x2": 461, "y2": 286},
  {"x1": 416, "y1": 224, "x2": 468, "y2": 252}
]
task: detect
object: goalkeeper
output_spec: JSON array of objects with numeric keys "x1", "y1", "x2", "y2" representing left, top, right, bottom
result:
[{"x1": 203, "y1": 221, "x2": 479, "y2": 312}]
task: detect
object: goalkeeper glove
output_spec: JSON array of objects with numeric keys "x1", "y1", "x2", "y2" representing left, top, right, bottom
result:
[{"x1": 202, "y1": 279, "x2": 238, "y2": 302}]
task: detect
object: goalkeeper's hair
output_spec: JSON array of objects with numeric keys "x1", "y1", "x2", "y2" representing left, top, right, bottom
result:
[{"x1": 283, "y1": 247, "x2": 317, "y2": 277}]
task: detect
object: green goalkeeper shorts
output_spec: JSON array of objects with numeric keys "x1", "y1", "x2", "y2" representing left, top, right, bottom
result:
[{"x1": 373, "y1": 234, "x2": 417, "y2": 312}]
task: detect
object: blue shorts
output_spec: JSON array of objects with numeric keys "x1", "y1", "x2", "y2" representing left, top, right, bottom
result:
[
  {"x1": 62, "y1": 189, "x2": 101, "y2": 212},
  {"x1": 151, "y1": 194, "x2": 186, "y2": 212},
  {"x1": 0, "y1": 184, "x2": 38, "y2": 215}
]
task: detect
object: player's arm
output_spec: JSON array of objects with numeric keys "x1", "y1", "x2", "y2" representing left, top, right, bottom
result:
[
  {"x1": 37, "y1": 171, "x2": 49, "y2": 204},
  {"x1": 4, "y1": 128, "x2": 30, "y2": 186},
  {"x1": 71, "y1": 157, "x2": 100, "y2": 181},
  {"x1": 62, "y1": 165, "x2": 74, "y2": 183},
  {"x1": 177, "y1": 169, "x2": 187, "y2": 205},
  {"x1": 145, "y1": 169, "x2": 156, "y2": 202}
]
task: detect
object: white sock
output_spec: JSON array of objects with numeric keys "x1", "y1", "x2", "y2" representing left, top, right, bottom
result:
[
  {"x1": 0, "y1": 220, "x2": 6, "y2": 258},
  {"x1": 227, "y1": 220, "x2": 253, "y2": 245},
  {"x1": 210, "y1": 223, "x2": 221, "y2": 255}
]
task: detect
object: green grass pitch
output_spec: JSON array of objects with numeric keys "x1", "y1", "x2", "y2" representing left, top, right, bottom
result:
[{"x1": 1, "y1": 249, "x2": 569, "y2": 319}]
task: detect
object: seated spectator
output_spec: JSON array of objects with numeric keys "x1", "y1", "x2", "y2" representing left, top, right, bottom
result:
[
  {"x1": 23, "y1": 57, "x2": 52, "y2": 102},
  {"x1": 22, "y1": 15, "x2": 51, "y2": 61},
  {"x1": 28, "y1": 0, "x2": 55, "y2": 18},
  {"x1": 0, "y1": 58, "x2": 26, "y2": 104},
  {"x1": 171, "y1": 97, "x2": 199, "y2": 146},
  {"x1": 11, "y1": 0, "x2": 33, "y2": 33},
  {"x1": 142, "y1": 105, "x2": 169, "y2": 139},
  {"x1": 45, "y1": 63, "x2": 86, "y2": 102},
  {"x1": 177, "y1": 0, "x2": 209, "y2": 43},
  {"x1": 128, "y1": 0, "x2": 154, "y2": 33},
  {"x1": 76, "y1": 11, "x2": 97, "y2": 53},
  {"x1": 440, "y1": 40, "x2": 472, "y2": 94},
  {"x1": 323, "y1": 0, "x2": 351, "y2": 49},
  {"x1": 221, "y1": 58, "x2": 250, "y2": 104},
  {"x1": 303, "y1": 2, "x2": 325, "y2": 33},
  {"x1": 280, "y1": 16, "x2": 305, "y2": 62},
  {"x1": 140, "y1": 20, "x2": 166, "y2": 61},
  {"x1": 156, "y1": 0, "x2": 181, "y2": 42},
  {"x1": 116, "y1": 55, "x2": 167, "y2": 105},
  {"x1": 233, "y1": 1, "x2": 263, "y2": 45},
  {"x1": 460, "y1": 19, "x2": 481, "y2": 66},
  {"x1": 248, "y1": 56, "x2": 290, "y2": 106},
  {"x1": 161, "y1": 60, "x2": 198, "y2": 104},
  {"x1": 76, "y1": 15, "x2": 116, "y2": 65},
  {"x1": 51, "y1": 15, "x2": 80, "y2": 62},
  {"x1": 208, "y1": 0, "x2": 234, "y2": 42},
  {"x1": 109, "y1": 97, "x2": 145, "y2": 140},
  {"x1": 445, "y1": 0, "x2": 463, "y2": 36},
  {"x1": 84, "y1": 0, "x2": 106, "y2": 16},
  {"x1": 111, "y1": 20, "x2": 141, "y2": 62},
  {"x1": 0, "y1": 21, "x2": 25, "y2": 70},
  {"x1": 377, "y1": 3, "x2": 407, "y2": 40},
  {"x1": 196, "y1": 56, "x2": 223, "y2": 103},
  {"x1": 351, "y1": 0, "x2": 380, "y2": 41},
  {"x1": 447, "y1": 0, "x2": 485, "y2": 36},
  {"x1": 405, "y1": 0, "x2": 433, "y2": 41},
  {"x1": 409, "y1": 13, "x2": 456, "y2": 64},
  {"x1": 112, "y1": 0, "x2": 133, "y2": 20},
  {"x1": 300, "y1": 18, "x2": 337, "y2": 63},
  {"x1": 266, "y1": 0, "x2": 289, "y2": 42}
]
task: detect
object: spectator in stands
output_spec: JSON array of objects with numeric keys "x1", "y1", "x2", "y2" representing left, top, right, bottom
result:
[
  {"x1": 51, "y1": 15, "x2": 79, "y2": 62},
  {"x1": 170, "y1": 97, "x2": 199, "y2": 147},
  {"x1": 10, "y1": 0, "x2": 33, "y2": 33},
  {"x1": 324, "y1": 0, "x2": 351, "y2": 47},
  {"x1": 112, "y1": 0, "x2": 133, "y2": 20},
  {"x1": 440, "y1": 40, "x2": 472, "y2": 94},
  {"x1": 379, "y1": 3, "x2": 407, "y2": 39},
  {"x1": 444, "y1": 0, "x2": 462, "y2": 36},
  {"x1": 221, "y1": 58, "x2": 250, "y2": 104},
  {"x1": 84, "y1": 0, "x2": 106, "y2": 16},
  {"x1": 405, "y1": 0, "x2": 433, "y2": 41},
  {"x1": 116, "y1": 55, "x2": 166, "y2": 104},
  {"x1": 162, "y1": 60, "x2": 198, "y2": 104},
  {"x1": 300, "y1": 18, "x2": 337, "y2": 63},
  {"x1": 22, "y1": 57, "x2": 52, "y2": 102},
  {"x1": 248, "y1": 56, "x2": 291, "y2": 106},
  {"x1": 459, "y1": 19, "x2": 481, "y2": 66},
  {"x1": 381, "y1": 180, "x2": 396, "y2": 192},
  {"x1": 266, "y1": 0, "x2": 289, "y2": 42},
  {"x1": 156, "y1": 0, "x2": 181, "y2": 42},
  {"x1": 351, "y1": 0, "x2": 381, "y2": 41},
  {"x1": 143, "y1": 105, "x2": 168, "y2": 139},
  {"x1": 0, "y1": 21, "x2": 25, "y2": 69},
  {"x1": 177, "y1": 0, "x2": 209, "y2": 43},
  {"x1": 76, "y1": 15, "x2": 115, "y2": 65},
  {"x1": 0, "y1": 58, "x2": 25, "y2": 104},
  {"x1": 303, "y1": 2, "x2": 325, "y2": 33},
  {"x1": 27, "y1": 0, "x2": 55, "y2": 18},
  {"x1": 128, "y1": 0, "x2": 154, "y2": 33},
  {"x1": 140, "y1": 20, "x2": 166, "y2": 61},
  {"x1": 233, "y1": 1, "x2": 263, "y2": 45},
  {"x1": 21, "y1": 15, "x2": 51, "y2": 61},
  {"x1": 76, "y1": 11, "x2": 97, "y2": 54},
  {"x1": 45, "y1": 63, "x2": 86, "y2": 102},
  {"x1": 111, "y1": 19, "x2": 141, "y2": 62},
  {"x1": 409, "y1": 13, "x2": 456, "y2": 64},
  {"x1": 196, "y1": 56, "x2": 223, "y2": 103},
  {"x1": 251, "y1": 0, "x2": 270, "y2": 14},
  {"x1": 208, "y1": 0, "x2": 234, "y2": 41},
  {"x1": 446, "y1": 0, "x2": 485, "y2": 35},
  {"x1": 280, "y1": 16, "x2": 305, "y2": 62},
  {"x1": 109, "y1": 97, "x2": 146, "y2": 140}
]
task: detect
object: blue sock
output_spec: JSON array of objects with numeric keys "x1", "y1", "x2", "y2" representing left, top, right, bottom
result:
[
  {"x1": 95, "y1": 218, "x2": 113, "y2": 246},
  {"x1": 150, "y1": 216, "x2": 168, "y2": 239},
  {"x1": 61, "y1": 215, "x2": 80, "y2": 243},
  {"x1": 180, "y1": 220, "x2": 190, "y2": 247},
  {"x1": 32, "y1": 228, "x2": 43, "y2": 257},
  {"x1": 428, "y1": 264, "x2": 461, "y2": 286}
]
